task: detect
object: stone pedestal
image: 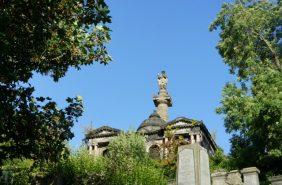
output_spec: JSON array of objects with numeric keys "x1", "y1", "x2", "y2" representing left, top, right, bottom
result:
[
  {"x1": 176, "y1": 143, "x2": 211, "y2": 185},
  {"x1": 241, "y1": 167, "x2": 260, "y2": 185}
]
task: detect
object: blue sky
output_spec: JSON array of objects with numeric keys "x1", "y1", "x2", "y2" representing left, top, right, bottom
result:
[{"x1": 31, "y1": 0, "x2": 234, "y2": 153}]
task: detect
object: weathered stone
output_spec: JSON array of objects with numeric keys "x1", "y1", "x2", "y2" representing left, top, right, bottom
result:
[
  {"x1": 177, "y1": 147, "x2": 195, "y2": 185},
  {"x1": 153, "y1": 71, "x2": 172, "y2": 121},
  {"x1": 200, "y1": 148, "x2": 211, "y2": 185},
  {"x1": 226, "y1": 170, "x2": 243, "y2": 185},
  {"x1": 176, "y1": 143, "x2": 211, "y2": 185},
  {"x1": 269, "y1": 175, "x2": 282, "y2": 185},
  {"x1": 241, "y1": 167, "x2": 260, "y2": 185},
  {"x1": 211, "y1": 171, "x2": 227, "y2": 185}
]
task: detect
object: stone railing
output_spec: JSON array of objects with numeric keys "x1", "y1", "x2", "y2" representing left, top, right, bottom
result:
[{"x1": 211, "y1": 167, "x2": 260, "y2": 185}]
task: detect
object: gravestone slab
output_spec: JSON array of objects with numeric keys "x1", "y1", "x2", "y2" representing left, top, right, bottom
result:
[{"x1": 176, "y1": 143, "x2": 211, "y2": 185}]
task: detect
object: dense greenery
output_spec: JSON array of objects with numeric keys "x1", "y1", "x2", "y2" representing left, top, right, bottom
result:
[
  {"x1": 210, "y1": 0, "x2": 281, "y2": 176},
  {"x1": 209, "y1": 148, "x2": 232, "y2": 173},
  {"x1": 0, "y1": 133, "x2": 167, "y2": 185},
  {"x1": 0, "y1": 0, "x2": 111, "y2": 164}
]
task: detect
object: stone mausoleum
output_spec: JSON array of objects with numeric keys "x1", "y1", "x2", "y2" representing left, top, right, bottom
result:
[{"x1": 85, "y1": 71, "x2": 217, "y2": 158}]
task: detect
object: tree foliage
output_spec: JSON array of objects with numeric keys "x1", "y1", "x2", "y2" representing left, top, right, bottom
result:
[
  {"x1": 0, "y1": 0, "x2": 111, "y2": 164},
  {"x1": 210, "y1": 0, "x2": 282, "y2": 176},
  {"x1": 106, "y1": 132, "x2": 167, "y2": 185},
  {"x1": 209, "y1": 148, "x2": 232, "y2": 173}
]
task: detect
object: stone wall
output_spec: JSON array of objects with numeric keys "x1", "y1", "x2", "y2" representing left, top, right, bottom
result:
[
  {"x1": 211, "y1": 167, "x2": 260, "y2": 185},
  {"x1": 268, "y1": 175, "x2": 282, "y2": 185}
]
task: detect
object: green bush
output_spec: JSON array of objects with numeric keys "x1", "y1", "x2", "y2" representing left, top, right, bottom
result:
[
  {"x1": 0, "y1": 158, "x2": 33, "y2": 185},
  {"x1": 52, "y1": 148, "x2": 108, "y2": 185},
  {"x1": 106, "y1": 132, "x2": 167, "y2": 185},
  {"x1": 0, "y1": 132, "x2": 168, "y2": 185}
]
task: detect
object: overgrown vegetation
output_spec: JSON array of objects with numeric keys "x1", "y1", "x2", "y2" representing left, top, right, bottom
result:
[
  {"x1": 0, "y1": 132, "x2": 168, "y2": 185},
  {"x1": 159, "y1": 125, "x2": 188, "y2": 180}
]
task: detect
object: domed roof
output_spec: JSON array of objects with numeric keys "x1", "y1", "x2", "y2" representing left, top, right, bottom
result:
[{"x1": 137, "y1": 110, "x2": 166, "y2": 132}]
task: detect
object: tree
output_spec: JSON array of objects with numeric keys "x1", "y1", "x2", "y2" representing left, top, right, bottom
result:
[
  {"x1": 106, "y1": 132, "x2": 167, "y2": 185},
  {"x1": 0, "y1": 0, "x2": 111, "y2": 164},
  {"x1": 210, "y1": 0, "x2": 281, "y2": 176}
]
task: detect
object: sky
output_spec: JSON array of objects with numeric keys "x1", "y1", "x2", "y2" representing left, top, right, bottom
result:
[{"x1": 31, "y1": 0, "x2": 235, "y2": 153}]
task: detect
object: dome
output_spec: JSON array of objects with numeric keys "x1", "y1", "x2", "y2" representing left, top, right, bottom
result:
[{"x1": 137, "y1": 110, "x2": 166, "y2": 132}]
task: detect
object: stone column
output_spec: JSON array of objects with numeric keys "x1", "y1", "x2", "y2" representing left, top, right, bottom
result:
[
  {"x1": 156, "y1": 98, "x2": 169, "y2": 121},
  {"x1": 176, "y1": 143, "x2": 211, "y2": 185},
  {"x1": 93, "y1": 144, "x2": 98, "y2": 156},
  {"x1": 196, "y1": 134, "x2": 201, "y2": 142},
  {"x1": 241, "y1": 167, "x2": 260, "y2": 185},
  {"x1": 191, "y1": 134, "x2": 195, "y2": 144},
  {"x1": 153, "y1": 71, "x2": 172, "y2": 122},
  {"x1": 89, "y1": 145, "x2": 93, "y2": 155},
  {"x1": 211, "y1": 171, "x2": 227, "y2": 185},
  {"x1": 88, "y1": 139, "x2": 93, "y2": 154}
]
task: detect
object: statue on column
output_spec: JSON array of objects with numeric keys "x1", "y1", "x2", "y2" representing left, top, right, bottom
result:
[{"x1": 157, "y1": 71, "x2": 168, "y2": 90}]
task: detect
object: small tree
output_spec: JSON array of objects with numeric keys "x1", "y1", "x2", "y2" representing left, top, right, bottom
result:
[{"x1": 107, "y1": 132, "x2": 167, "y2": 185}]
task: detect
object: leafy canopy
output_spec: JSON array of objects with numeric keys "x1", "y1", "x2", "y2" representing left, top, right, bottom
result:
[
  {"x1": 0, "y1": 0, "x2": 111, "y2": 164},
  {"x1": 210, "y1": 0, "x2": 281, "y2": 176}
]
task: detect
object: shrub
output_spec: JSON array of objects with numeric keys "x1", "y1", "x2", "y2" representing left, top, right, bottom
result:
[
  {"x1": 106, "y1": 132, "x2": 167, "y2": 185},
  {"x1": 0, "y1": 158, "x2": 33, "y2": 185}
]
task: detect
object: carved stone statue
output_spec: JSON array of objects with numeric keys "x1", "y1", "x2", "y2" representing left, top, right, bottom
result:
[{"x1": 157, "y1": 71, "x2": 168, "y2": 90}]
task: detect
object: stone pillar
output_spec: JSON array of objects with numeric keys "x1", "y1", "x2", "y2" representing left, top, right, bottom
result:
[
  {"x1": 191, "y1": 134, "x2": 195, "y2": 144},
  {"x1": 156, "y1": 97, "x2": 169, "y2": 121},
  {"x1": 94, "y1": 144, "x2": 98, "y2": 156},
  {"x1": 176, "y1": 143, "x2": 211, "y2": 185},
  {"x1": 153, "y1": 71, "x2": 172, "y2": 122},
  {"x1": 88, "y1": 139, "x2": 93, "y2": 154},
  {"x1": 196, "y1": 134, "x2": 201, "y2": 142},
  {"x1": 89, "y1": 145, "x2": 93, "y2": 155},
  {"x1": 241, "y1": 167, "x2": 260, "y2": 185},
  {"x1": 211, "y1": 171, "x2": 227, "y2": 185}
]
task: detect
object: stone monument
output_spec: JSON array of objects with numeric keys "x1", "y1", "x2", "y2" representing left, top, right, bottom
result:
[
  {"x1": 153, "y1": 71, "x2": 172, "y2": 121},
  {"x1": 176, "y1": 143, "x2": 211, "y2": 185}
]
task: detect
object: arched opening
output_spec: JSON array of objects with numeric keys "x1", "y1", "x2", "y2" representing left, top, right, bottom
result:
[
  {"x1": 149, "y1": 145, "x2": 161, "y2": 160},
  {"x1": 102, "y1": 149, "x2": 109, "y2": 157}
]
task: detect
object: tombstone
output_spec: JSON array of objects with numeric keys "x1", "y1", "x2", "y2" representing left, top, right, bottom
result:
[{"x1": 176, "y1": 143, "x2": 211, "y2": 185}]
